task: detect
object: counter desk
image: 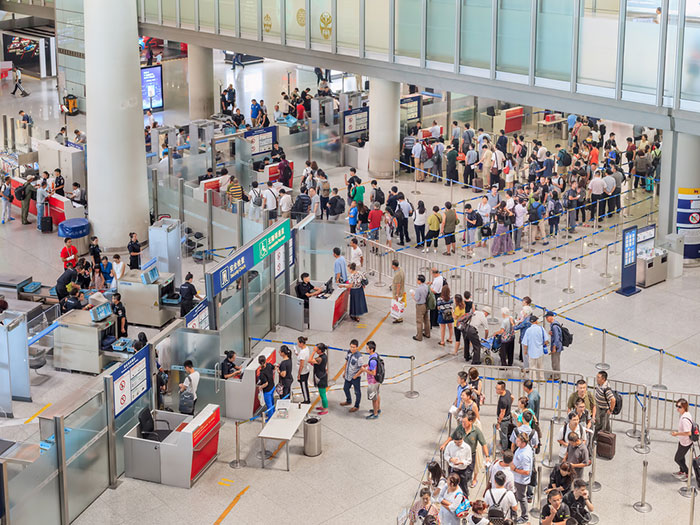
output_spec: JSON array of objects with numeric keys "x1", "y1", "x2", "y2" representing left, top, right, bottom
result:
[
  {"x1": 9, "y1": 176, "x2": 85, "y2": 225},
  {"x1": 308, "y1": 285, "x2": 348, "y2": 332}
]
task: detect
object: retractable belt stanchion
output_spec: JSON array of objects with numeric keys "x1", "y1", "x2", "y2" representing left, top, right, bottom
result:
[
  {"x1": 652, "y1": 349, "x2": 668, "y2": 390},
  {"x1": 633, "y1": 393, "x2": 650, "y2": 454},
  {"x1": 411, "y1": 166, "x2": 420, "y2": 195},
  {"x1": 575, "y1": 234, "x2": 587, "y2": 269},
  {"x1": 514, "y1": 257, "x2": 525, "y2": 279},
  {"x1": 595, "y1": 329, "x2": 610, "y2": 371},
  {"x1": 633, "y1": 459, "x2": 652, "y2": 513},
  {"x1": 562, "y1": 259, "x2": 575, "y2": 294},
  {"x1": 542, "y1": 418, "x2": 557, "y2": 468},
  {"x1": 229, "y1": 420, "x2": 247, "y2": 469},
  {"x1": 680, "y1": 450, "x2": 695, "y2": 498},
  {"x1": 524, "y1": 224, "x2": 535, "y2": 253},
  {"x1": 534, "y1": 250, "x2": 546, "y2": 284},
  {"x1": 405, "y1": 356, "x2": 419, "y2": 399},
  {"x1": 256, "y1": 411, "x2": 273, "y2": 460},
  {"x1": 530, "y1": 466, "x2": 543, "y2": 519},
  {"x1": 599, "y1": 245, "x2": 612, "y2": 279},
  {"x1": 551, "y1": 224, "x2": 563, "y2": 262},
  {"x1": 484, "y1": 235, "x2": 495, "y2": 268},
  {"x1": 589, "y1": 207, "x2": 599, "y2": 246},
  {"x1": 553, "y1": 382, "x2": 566, "y2": 425}
]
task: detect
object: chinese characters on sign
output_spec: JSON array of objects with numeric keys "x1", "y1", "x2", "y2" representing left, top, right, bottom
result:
[
  {"x1": 343, "y1": 107, "x2": 369, "y2": 134},
  {"x1": 244, "y1": 126, "x2": 277, "y2": 156}
]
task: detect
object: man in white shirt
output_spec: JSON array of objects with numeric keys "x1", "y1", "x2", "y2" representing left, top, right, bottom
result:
[
  {"x1": 178, "y1": 359, "x2": 199, "y2": 415},
  {"x1": 412, "y1": 139, "x2": 424, "y2": 175},
  {"x1": 522, "y1": 315, "x2": 550, "y2": 382},
  {"x1": 430, "y1": 120, "x2": 441, "y2": 139},
  {"x1": 278, "y1": 188, "x2": 293, "y2": 218},
  {"x1": 466, "y1": 306, "x2": 490, "y2": 365},
  {"x1": 513, "y1": 197, "x2": 527, "y2": 251},
  {"x1": 349, "y1": 237, "x2": 363, "y2": 268},
  {"x1": 536, "y1": 141, "x2": 548, "y2": 164},
  {"x1": 489, "y1": 449, "x2": 516, "y2": 492},
  {"x1": 511, "y1": 433, "x2": 534, "y2": 523},
  {"x1": 485, "y1": 470, "x2": 518, "y2": 518},
  {"x1": 444, "y1": 436, "x2": 471, "y2": 496},
  {"x1": 263, "y1": 181, "x2": 278, "y2": 224}
]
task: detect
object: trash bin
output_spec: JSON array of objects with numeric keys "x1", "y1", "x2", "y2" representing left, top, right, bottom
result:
[
  {"x1": 303, "y1": 417, "x2": 322, "y2": 457},
  {"x1": 57, "y1": 218, "x2": 90, "y2": 256}
]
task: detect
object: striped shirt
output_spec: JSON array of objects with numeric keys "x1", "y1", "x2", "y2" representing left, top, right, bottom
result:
[
  {"x1": 226, "y1": 182, "x2": 243, "y2": 200},
  {"x1": 594, "y1": 381, "x2": 614, "y2": 411}
]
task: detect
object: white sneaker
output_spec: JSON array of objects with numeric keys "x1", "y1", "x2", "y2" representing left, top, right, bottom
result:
[{"x1": 434, "y1": 249, "x2": 437, "y2": 253}]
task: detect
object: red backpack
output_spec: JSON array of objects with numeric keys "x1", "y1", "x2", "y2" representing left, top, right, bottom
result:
[{"x1": 425, "y1": 143, "x2": 434, "y2": 160}]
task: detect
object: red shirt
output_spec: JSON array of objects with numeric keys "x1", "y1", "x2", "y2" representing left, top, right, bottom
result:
[
  {"x1": 60, "y1": 245, "x2": 78, "y2": 268},
  {"x1": 589, "y1": 147, "x2": 599, "y2": 166},
  {"x1": 368, "y1": 209, "x2": 383, "y2": 231},
  {"x1": 296, "y1": 104, "x2": 305, "y2": 120}
]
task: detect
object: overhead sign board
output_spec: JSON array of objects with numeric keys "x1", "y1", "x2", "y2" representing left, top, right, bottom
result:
[
  {"x1": 342, "y1": 107, "x2": 369, "y2": 134},
  {"x1": 400, "y1": 95, "x2": 422, "y2": 121},
  {"x1": 244, "y1": 126, "x2": 277, "y2": 156},
  {"x1": 111, "y1": 345, "x2": 151, "y2": 417}
]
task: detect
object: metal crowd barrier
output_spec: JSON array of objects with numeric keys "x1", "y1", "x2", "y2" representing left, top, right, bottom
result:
[{"x1": 646, "y1": 389, "x2": 700, "y2": 432}]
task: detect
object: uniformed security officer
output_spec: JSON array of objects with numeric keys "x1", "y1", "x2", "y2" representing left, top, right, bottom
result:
[
  {"x1": 61, "y1": 288, "x2": 84, "y2": 313},
  {"x1": 112, "y1": 292, "x2": 128, "y2": 337},
  {"x1": 56, "y1": 264, "x2": 79, "y2": 301},
  {"x1": 127, "y1": 232, "x2": 141, "y2": 270},
  {"x1": 179, "y1": 272, "x2": 201, "y2": 317},
  {"x1": 221, "y1": 351, "x2": 242, "y2": 379}
]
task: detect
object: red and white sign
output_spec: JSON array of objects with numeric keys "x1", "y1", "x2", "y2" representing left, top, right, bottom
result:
[{"x1": 689, "y1": 213, "x2": 700, "y2": 225}]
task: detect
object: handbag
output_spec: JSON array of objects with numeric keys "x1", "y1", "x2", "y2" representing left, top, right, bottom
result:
[
  {"x1": 480, "y1": 225, "x2": 492, "y2": 237},
  {"x1": 275, "y1": 383, "x2": 284, "y2": 397}
]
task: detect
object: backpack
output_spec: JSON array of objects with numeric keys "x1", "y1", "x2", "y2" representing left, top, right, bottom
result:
[
  {"x1": 528, "y1": 203, "x2": 542, "y2": 223},
  {"x1": 557, "y1": 322, "x2": 573, "y2": 347},
  {"x1": 179, "y1": 390, "x2": 195, "y2": 414},
  {"x1": 605, "y1": 387, "x2": 623, "y2": 416},
  {"x1": 370, "y1": 354, "x2": 385, "y2": 384},
  {"x1": 486, "y1": 489, "x2": 508, "y2": 523},
  {"x1": 252, "y1": 189, "x2": 263, "y2": 207},
  {"x1": 374, "y1": 186, "x2": 385, "y2": 205},
  {"x1": 454, "y1": 491, "x2": 471, "y2": 518},
  {"x1": 424, "y1": 143, "x2": 434, "y2": 160},
  {"x1": 553, "y1": 200, "x2": 564, "y2": 216},
  {"x1": 519, "y1": 144, "x2": 528, "y2": 158},
  {"x1": 426, "y1": 290, "x2": 436, "y2": 311},
  {"x1": 474, "y1": 212, "x2": 484, "y2": 227},
  {"x1": 333, "y1": 196, "x2": 345, "y2": 215},
  {"x1": 26, "y1": 115, "x2": 34, "y2": 125},
  {"x1": 14, "y1": 184, "x2": 25, "y2": 201},
  {"x1": 292, "y1": 194, "x2": 311, "y2": 214},
  {"x1": 687, "y1": 415, "x2": 699, "y2": 443},
  {"x1": 280, "y1": 164, "x2": 292, "y2": 185},
  {"x1": 560, "y1": 150, "x2": 572, "y2": 166},
  {"x1": 395, "y1": 205, "x2": 405, "y2": 221}
]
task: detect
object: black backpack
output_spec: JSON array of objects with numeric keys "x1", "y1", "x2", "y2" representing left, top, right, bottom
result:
[
  {"x1": 370, "y1": 354, "x2": 385, "y2": 384},
  {"x1": 528, "y1": 203, "x2": 542, "y2": 223},
  {"x1": 519, "y1": 145, "x2": 528, "y2": 158},
  {"x1": 486, "y1": 489, "x2": 508, "y2": 524},
  {"x1": 332, "y1": 196, "x2": 345, "y2": 215},
  {"x1": 14, "y1": 184, "x2": 25, "y2": 201},
  {"x1": 558, "y1": 322, "x2": 573, "y2": 347},
  {"x1": 374, "y1": 186, "x2": 385, "y2": 205},
  {"x1": 561, "y1": 150, "x2": 572, "y2": 166},
  {"x1": 606, "y1": 387, "x2": 623, "y2": 416},
  {"x1": 473, "y1": 212, "x2": 484, "y2": 227}
]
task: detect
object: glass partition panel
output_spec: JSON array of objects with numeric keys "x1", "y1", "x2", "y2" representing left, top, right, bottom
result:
[
  {"x1": 144, "y1": 0, "x2": 158, "y2": 22},
  {"x1": 337, "y1": 0, "x2": 360, "y2": 51},
  {"x1": 496, "y1": 0, "x2": 531, "y2": 75},
  {"x1": 396, "y1": 0, "x2": 422, "y2": 59},
  {"x1": 427, "y1": 0, "x2": 455, "y2": 63},
  {"x1": 64, "y1": 392, "x2": 109, "y2": 522},
  {"x1": 248, "y1": 257, "x2": 272, "y2": 340},
  {"x1": 578, "y1": 0, "x2": 619, "y2": 88},
  {"x1": 622, "y1": 3, "x2": 660, "y2": 95},
  {"x1": 286, "y1": 0, "x2": 306, "y2": 44},
  {"x1": 219, "y1": 0, "x2": 236, "y2": 34},
  {"x1": 311, "y1": 124, "x2": 341, "y2": 168},
  {"x1": 664, "y1": 0, "x2": 680, "y2": 100},
  {"x1": 240, "y1": 0, "x2": 259, "y2": 37},
  {"x1": 460, "y1": 0, "x2": 492, "y2": 69},
  {"x1": 311, "y1": 0, "x2": 333, "y2": 45},
  {"x1": 199, "y1": 0, "x2": 216, "y2": 31},
  {"x1": 262, "y1": 0, "x2": 281, "y2": 39},
  {"x1": 681, "y1": 2, "x2": 700, "y2": 102},
  {"x1": 182, "y1": 194, "x2": 210, "y2": 241},
  {"x1": 7, "y1": 432, "x2": 61, "y2": 525},
  {"x1": 162, "y1": 0, "x2": 177, "y2": 25},
  {"x1": 535, "y1": 0, "x2": 573, "y2": 81},
  {"x1": 181, "y1": 0, "x2": 196, "y2": 29},
  {"x1": 278, "y1": 128, "x2": 310, "y2": 168},
  {"x1": 114, "y1": 394, "x2": 152, "y2": 475},
  {"x1": 211, "y1": 205, "x2": 239, "y2": 250},
  {"x1": 365, "y1": 0, "x2": 390, "y2": 57}
]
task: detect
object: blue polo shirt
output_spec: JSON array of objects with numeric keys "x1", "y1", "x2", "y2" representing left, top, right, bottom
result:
[
  {"x1": 567, "y1": 114, "x2": 577, "y2": 130},
  {"x1": 334, "y1": 256, "x2": 348, "y2": 282},
  {"x1": 251, "y1": 102, "x2": 261, "y2": 119}
]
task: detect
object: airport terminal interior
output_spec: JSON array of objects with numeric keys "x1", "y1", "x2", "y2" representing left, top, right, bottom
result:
[{"x1": 1, "y1": 1, "x2": 700, "y2": 524}]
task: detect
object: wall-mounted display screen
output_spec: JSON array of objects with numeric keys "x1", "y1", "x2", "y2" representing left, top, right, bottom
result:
[{"x1": 141, "y1": 65, "x2": 163, "y2": 112}]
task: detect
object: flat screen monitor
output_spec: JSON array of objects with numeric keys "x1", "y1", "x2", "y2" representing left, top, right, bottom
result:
[
  {"x1": 140, "y1": 266, "x2": 160, "y2": 285},
  {"x1": 324, "y1": 277, "x2": 333, "y2": 295},
  {"x1": 141, "y1": 65, "x2": 164, "y2": 112},
  {"x1": 90, "y1": 302, "x2": 113, "y2": 323},
  {"x1": 486, "y1": 106, "x2": 496, "y2": 117}
]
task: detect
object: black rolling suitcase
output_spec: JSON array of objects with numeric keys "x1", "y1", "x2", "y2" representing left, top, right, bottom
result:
[
  {"x1": 596, "y1": 430, "x2": 616, "y2": 459},
  {"x1": 40, "y1": 203, "x2": 52, "y2": 233}
]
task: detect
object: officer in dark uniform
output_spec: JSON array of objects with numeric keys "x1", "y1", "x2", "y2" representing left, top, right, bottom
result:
[
  {"x1": 179, "y1": 272, "x2": 200, "y2": 317},
  {"x1": 56, "y1": 265, "x2": 79, "y2": 301},
  {"x1": 76, "y1": 262, "x2": 92, "y2": 289},
  {"x1": 127, "y1": 232, "x2": 141, "y2": 270},
  {"x1": 61, "y1": 288, "x2": 83, "y2": 313},
  {"x1": 53, "y1": 168, "x2": 65, "y2": 196},
  {"x1": 221, "y1": 351, "x2": 242, "y2": 379},
  {"x1": 112, "y1": 292, "x2": 128, "y2": 337}
]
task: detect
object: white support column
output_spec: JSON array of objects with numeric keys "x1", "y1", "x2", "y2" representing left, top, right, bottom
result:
[
  {"x1": 188, "y1": 44, "x2": 215, "y2": 120},
  {"x1": 368, "y1": 78, "x2": 400, "y2": 179},
  {"x1": 84, "y1": 0, "x2": 149, "y2": 249},
  {"x1": 658, "y1": 133, "x2": 700, "y2": 261}
]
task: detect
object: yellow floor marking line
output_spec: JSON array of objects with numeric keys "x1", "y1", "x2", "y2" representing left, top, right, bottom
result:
[
  {"x1": 213, "y1": 486, "x2": 250, "y2": 524},
  {"x1": 24, "y1": 403, "x2": 51, "y2": 424}
]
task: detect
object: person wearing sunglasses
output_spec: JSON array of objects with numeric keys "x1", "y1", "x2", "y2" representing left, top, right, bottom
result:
[{"x1": 671, "y1": 398, "x2": 694, "y2": 482}]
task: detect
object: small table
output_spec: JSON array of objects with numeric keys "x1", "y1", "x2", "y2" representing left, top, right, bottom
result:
[
  {"x1": 536, "y1": 118, "x2": 567, "y2": 141},
  {"x1": 258, "y1": 404, "x2": 312, "y2": 471}
]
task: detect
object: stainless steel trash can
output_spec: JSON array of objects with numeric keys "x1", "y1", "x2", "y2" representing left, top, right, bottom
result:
[{"x1": 303, "y1": 417, "x2": 322, "y2": 457}]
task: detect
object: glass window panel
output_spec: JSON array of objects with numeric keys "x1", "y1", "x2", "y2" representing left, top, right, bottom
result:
[
  {"x1": 145, "y1": 0, "x2": 158, "y2": 22},
  {"x1": 496, "y1": 0, "x2": 531, "y2": 75},
  {"x1": 162, "y1": 0, "x2": 177, "y2": 26},
  {"x1": 199, "y1": 0, "x2": 216, "y2": 31},
  {"x1": 681, "y1": 1, "x2": 700, "y2": 102},
  {"x1": 396, "y1": 0, "x2": 421, "y2": 58},
  {"x1": 460, "y1": 0, "x2": 491, "y2": 69},
  {"x1": 577, "y1": 0, "x2": 619, "y2": 88},
  {"x1": 426, "y1": 0, "x2": 455, "y2": 63},
  {"x1": 664, "y1": 0, "x2": 679, "y2": 99},
  {"x1": 622, "y1": 2, "x2": 660, "y2": 95},
  {"x1": 219, "y1": 0, "x2": 236, "y2": 34},
  {"x1": 311, "y1": 0, "x2": 333, "y2": 45},
  {"x1": 535, "y1": 0, "x2": 573, "y2": 81},
  {"x1": 240, "y1": 0, "x2": 258, "y2": 36},
  {"x1": 337, "y1": 0, "x2": 360, "y2": 50},
  {"x1": 286, "y1": 0, "x2": 306, "y2": 43},
  {"x1": 365, "y1": 0, "x2": 390, "y2": 56},
  {"x1": 181, "y1": 0, "x2": 196, "y2": 28},
  {"x1": 262, "y1": 0, "x2": 281, "y2": 38}
]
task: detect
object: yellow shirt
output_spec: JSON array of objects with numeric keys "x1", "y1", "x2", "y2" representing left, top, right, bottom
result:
[{"x1": 454, "y1": 304, "x2": 466, "y2": 324}]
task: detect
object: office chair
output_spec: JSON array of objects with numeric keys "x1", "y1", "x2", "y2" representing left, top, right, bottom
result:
[{"x1": 138, "y1": 408, "x2": 172, "y2": 442}]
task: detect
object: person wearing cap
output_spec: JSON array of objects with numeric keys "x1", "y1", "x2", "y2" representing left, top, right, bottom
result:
[
  {"x1": 522, "y1": 315, "x2": 550, "y2": 382},
  {"x1": 545, "y1": 311, "x2": 563, "y2": 380},
  {"x1": 464, "y1": 306, "x2": 490, "y2": 365}
]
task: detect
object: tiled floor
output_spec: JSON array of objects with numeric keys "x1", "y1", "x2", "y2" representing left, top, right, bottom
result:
[{"x1": 1, "y1": 56, "x2": 698, "y2": 525}]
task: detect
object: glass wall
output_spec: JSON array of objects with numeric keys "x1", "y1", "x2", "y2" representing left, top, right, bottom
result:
[
  {"x1": 199, "y1": 0, "x2": 216, "y2": 32},
  {"x1": 240, "y1": 0, "x2": 259, "y2": 37},
  {"x1": 219, "y1": 0, "x2": 236, "y2": 35},
  {"x1": 337, "y1": 0, "x2": 360, "y2": 52},
  {"x1": 681, "y1": 2, "x2": 700, "y2": 102},
  {"x1": 144, "y1": 0, "x2": 158, "y2": 22},
  {"x1": 311, "y1": 0, "x2": 333, "y2": 47},
  {"x1": 427, "y1": 0, "x2": 455, "y2": 64},
  {"x1": 162, "y1": 0, "x2": 177, "y2": 26},
  {"x1": 496, "y1": 0, "x2": 531, "y2": 76},
  {"x1": 535, "y1": 0, "x2": 573, "y2": 82},
  {"x1": 578, "y1": 0, "x2": 619, "y2": 89},
  {"x1": 664, "y1": 0, "x2": 680, "y2": 101},
  {"x1": 180, "y1": 0, "x2": 196, "y2": 29},
  {"x1": 622, "y1": 2, "x2": 660, "y2": 96},
  {"x1": 396, "y1": 0, "x2": 421, "y2": 59},
  {"x1": 285, "y1": 0, "x2": 306, "y2": 45},
  {"x1": 262, "y1": 0, "x2": 281, "y2": 40},
  {"x1": 460, "y1": 0, "x2": 492, "y2": 70},
  {"x1": 365, "y1": 0, "x2": 390, "y2": 57}
]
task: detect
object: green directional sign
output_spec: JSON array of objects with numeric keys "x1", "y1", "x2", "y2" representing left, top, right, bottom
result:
[{"x1": 253, "y1": 220, "x2": 291, "y2": 265}]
